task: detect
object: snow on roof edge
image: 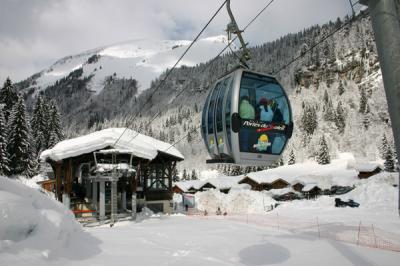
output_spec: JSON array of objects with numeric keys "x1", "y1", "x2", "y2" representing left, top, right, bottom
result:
[{"x1": 40, "y1": 128, "x2": 184, "y2": 162}]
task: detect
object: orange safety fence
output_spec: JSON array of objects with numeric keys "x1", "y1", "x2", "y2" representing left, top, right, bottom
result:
[{"x1": 187, "y1": 211, "x2": 400, "y2": 253}]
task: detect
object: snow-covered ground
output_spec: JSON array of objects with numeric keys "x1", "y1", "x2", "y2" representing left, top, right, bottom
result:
[{"x1": 1, "y1": 162, "x2": 400, "y2": 265}]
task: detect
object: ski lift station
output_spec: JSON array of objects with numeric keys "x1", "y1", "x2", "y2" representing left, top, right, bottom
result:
[{"x1": 40, "y1": 128, "x2": 184, "y2": 222}]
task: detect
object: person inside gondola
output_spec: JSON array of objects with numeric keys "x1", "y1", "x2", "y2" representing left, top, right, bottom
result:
[
  {"x1": 257, "y1": 98, "x2": 274, "y2": 122},
  {"x1": 239, "y1": 96, "x2": 255, "y2": 152},
  {"x1": 239, "y1": 96, "x2": 255, "y2": 120},
  {"x1": 271, "y1": 100, "x2": 284, "y2": 123}
]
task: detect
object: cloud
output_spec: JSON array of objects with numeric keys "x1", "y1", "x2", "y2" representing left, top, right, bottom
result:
[{"x1": 0, "y1": 0, "x2": 360, "y2": 82}]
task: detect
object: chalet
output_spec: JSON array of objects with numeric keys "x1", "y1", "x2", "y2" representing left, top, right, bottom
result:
[
  {"x1": 40, "y1": 128, "x2": 184, "y2": 221},
  {"x1": 172, "y1": 182, "x2": 190, "y2": 194},
  {"x1": 186, "y1": 180, "x2": 206, "y2": 193},
  {"x1": 355, "y1": 163, "x2": 383, "y2": 179},
  {"x1": 302, "y1": 183, "x2": 322, "y2": 199},
  {"x1": 291, "y1": 181, "x2": 305, "y2": 192},
  {"x1": 199, "y1": 182, "x2": 217, "y2": 192},
  {"x1": 238, "y1": 171, "x2": 289, "y2": 191}
]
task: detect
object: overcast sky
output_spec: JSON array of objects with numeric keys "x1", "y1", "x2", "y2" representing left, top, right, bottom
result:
[{"x1": 0, "y1": 0, "x2": 362, "y2": 82}]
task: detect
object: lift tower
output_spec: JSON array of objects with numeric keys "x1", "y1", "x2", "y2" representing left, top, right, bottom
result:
[{"x1": 359, "y1": 0, "x2": 400, "y2": 215}]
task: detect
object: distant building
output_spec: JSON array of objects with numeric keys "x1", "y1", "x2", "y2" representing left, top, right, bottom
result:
[
  {"x1": 238, "y1": 172, "x2": 289, "y2": 191},
  {"x1": 355, "y1": 163, "x2": 383, "y2": 179}
]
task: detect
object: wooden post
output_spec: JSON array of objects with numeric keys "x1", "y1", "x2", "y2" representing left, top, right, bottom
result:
[
  {"x1": 99, "y1": 181, "x2": 105, "y2": 221},
  {"x1": 316, "y1": 217, "x2": 321, "y2": 238},
  {"x1": 372, "y1": 224, "x2": 378, "y2": 248},
  {"x1": 357, "y1": 221, "x2": 362, "y2": 245},
  {"x1": 55, "y1": 161, "x2": 63, "y2": 201},
  {"x1": 277, "y1": 212, "x2": 280, "y2": 231}
]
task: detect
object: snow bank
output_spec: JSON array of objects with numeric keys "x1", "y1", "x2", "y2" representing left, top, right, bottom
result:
[
  {"x1": 0, "y1": 177, "x2": 100, "y2": 263},
  {"x1": 195, "y1": 189, "x2": 276, "y2": 214},
  {"x1": 342, "y1": 172, "x2": 398, "y2": 210}
]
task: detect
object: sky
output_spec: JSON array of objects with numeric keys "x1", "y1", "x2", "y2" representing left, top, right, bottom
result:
[{"x1": 0, "y1": 0, "x2": 363, "y2": 83}]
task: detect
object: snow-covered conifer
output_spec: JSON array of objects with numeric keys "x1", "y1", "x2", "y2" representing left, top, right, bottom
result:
[
  {"x1": 316, "y1": 135, "x2": 330, "y2": 165},
  {"x1": 7, "y1": 95, "x2": 35, "y2": 177},
  {"x1": 0, "y1": 77, "x2": 18, "y2": 122},
  {"x1": 47, "y1": 102, "x2": 64, "y2": 148},
  {"x1": 384, "y1": 146, "x2": 396, "y2": 172},
  {"x1": 338, "y1": 80, "x2": 345, "y2": 95},
  {"x1": 335, "y1": 101, "x2": 346, "y2": 134},
  {"x1": 359, "y1": 87, "x2": 368, "y2": 113},
  {"x1": 0, "y1": 109, "x2": 9, "y2": 175},
  {"x1": 288, "y1": 149, "x2": 296, "y2": 165},
  {"x1": 191, "y1": 169, "x2": 198, "y2": 180},
  {"x1": 31, "y1": 95, "x2": 47, "y2": 155}
]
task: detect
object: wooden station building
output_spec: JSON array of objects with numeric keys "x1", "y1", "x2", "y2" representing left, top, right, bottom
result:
[{"x1": 40, "y1": 128, "x2": 184, "y2": 220}]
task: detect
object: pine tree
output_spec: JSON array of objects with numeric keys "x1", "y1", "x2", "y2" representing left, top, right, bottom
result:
[
  {"x1": 0, "y1": 77, "x2": 18, "y2": 122},
  {"x1": 338, "y1": 80, "x2": 345, "y2": 95},
  {"x1": 323, "y1": 99, "x2": 335, "y2": 122},
  {"x1": 288, "y1": 149, "x2": 296, "y2": 165},
  {"x1": 0, "y1": 109, "x2": 9, "y2": 175},
  {"x1": 191, "y1": 169, "x2": 198, "y2": 180},
  {"x1": 31, "y1": 95, "x2": 47, "y2": 155},
  {"x1": 301, "y1": 104, "x2": 318, "y2": 135},
  {"x1": 379, "y1": 134, "x2": 389, "y2": 159},
  {"x1": 316, "y1": 135, "x2": 330, "y2": 165},
  {"x1": 323, "y1": 90, "x2": 329, "y2": 104},
  {"x1": 335, "y1": 101, "x2": 346, "y2": 134},
  {"x1": 7, "y1": 95, "x2": 35, "y2": 177},
  {"x1": 384, "y1": 146, "x2": 396, "y2": 172},
  {"x1": 47, "y1": 102, "x2": 64, "y2": 148},
  {"x1": 359, "y1": 87, "x2": 368, "y2": 113},
  {"x1": 172, "y1": 166, "x2": 180, "y2": 182},
  {"x1": 182, "y1": 169, "x2": 188, "y2": 181}
]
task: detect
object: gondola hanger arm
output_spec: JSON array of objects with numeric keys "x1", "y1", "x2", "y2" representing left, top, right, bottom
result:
[{"x1": 226, "y1": 0, "x2": 251, "y2": 67}]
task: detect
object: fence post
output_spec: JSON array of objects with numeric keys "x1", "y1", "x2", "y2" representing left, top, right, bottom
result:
[
  {"x1": 277, "y1": 212, "x2": 280, "y2": 231},
  {"x1": 372, "y1": 224, "x2": 378, "y2": 248},
  {"x1": 357, "y1": 221, "x2": 362, "y2": 245},
  {"x1": 316, "y1": 217, "x2": 321, "y2": 238}
]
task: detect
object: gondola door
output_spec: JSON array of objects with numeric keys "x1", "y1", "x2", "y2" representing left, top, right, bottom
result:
[
  {"x1": 215, "y1": 76, "x2": 233, "y2": 159},
  {"x1": 205, "y1": 81, "x2": 221, "y2": 158}
]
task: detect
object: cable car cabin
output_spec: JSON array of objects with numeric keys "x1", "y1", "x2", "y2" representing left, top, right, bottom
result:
[{"x1": 201, "y1": 67, "x2": 293, "y2": 166}]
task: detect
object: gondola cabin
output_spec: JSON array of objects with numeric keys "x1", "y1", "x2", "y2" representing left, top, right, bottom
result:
[{"x1": 201, "y1": 67, "x2": 293, "y2": 166}]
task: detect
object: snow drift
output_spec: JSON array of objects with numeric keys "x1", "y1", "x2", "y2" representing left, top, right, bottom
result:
[{"x1": 0, "y1": 177, "x2": 100, "y2": 263}]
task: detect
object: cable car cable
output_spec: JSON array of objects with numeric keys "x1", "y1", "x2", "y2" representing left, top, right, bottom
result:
[
  {"x1": 139, "y1": 0, "x2": 278, "y2": 131},
  {"x1": 113, "y1": 0, "x2": 228, "y2": 147}
]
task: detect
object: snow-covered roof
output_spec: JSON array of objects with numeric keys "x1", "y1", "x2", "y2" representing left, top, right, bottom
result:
[
  {"x1": 206, "y1": 176, "x2": 243, "y2": 190},
  {"x1": 302, "y1": 183, "x2": 320, "y2": 192},
  {"x1": 355, "y1": 162, "x2": 382, "y2": 172},
  {"x1": 187, "y1": 180, "x2": 206, "y2": 190},
  {"x1": 243, "y1": 171, "x2": 286, "y2": 184},
  {"x1": 40, "y1": 128, "x2": 184, "y2": 162}
]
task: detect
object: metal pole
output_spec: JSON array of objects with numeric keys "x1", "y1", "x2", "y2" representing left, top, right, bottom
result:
[{"x1": 360, "y1": 0, "x2": 400, "y2": 216}]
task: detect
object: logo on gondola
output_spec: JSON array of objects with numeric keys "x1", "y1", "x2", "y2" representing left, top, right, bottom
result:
[
  {"x1": 253, "y1": 134, "x2": 271, "y2": 151},
  {"x1": 242, "y1": 120, "x2": 286, "y2": 132}
]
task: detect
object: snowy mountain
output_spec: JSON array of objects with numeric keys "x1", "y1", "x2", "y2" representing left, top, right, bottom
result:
[{"x1": 21, "y1": 36, "x2": 232, "y2": 96}]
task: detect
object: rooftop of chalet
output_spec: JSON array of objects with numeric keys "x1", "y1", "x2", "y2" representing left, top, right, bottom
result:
[{"x1": 40, "y1": 127, "x2": 184, "y2": 163}]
